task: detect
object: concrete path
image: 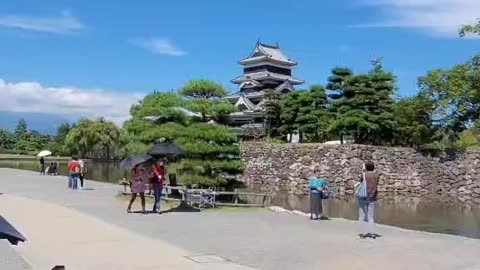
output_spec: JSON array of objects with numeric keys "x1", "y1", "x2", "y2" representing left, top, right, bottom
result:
[
  {"x1": 0, "y1": 240, "x2": 32, "y2": 270},
  {"x1": 1, "y1": 168, "x2": 480, "y2": 270},
  {"x1": 1, "y1": 194, "x2": 252, "y2": 270}
]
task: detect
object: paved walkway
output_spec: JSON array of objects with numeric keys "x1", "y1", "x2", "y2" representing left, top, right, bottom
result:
[{"x1": 1, "y1": 168, "x2": 480, "y2": 270}]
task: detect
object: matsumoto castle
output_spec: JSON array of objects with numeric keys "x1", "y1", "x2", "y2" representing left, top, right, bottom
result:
[{"x1": 225, "y1": 42, "x2": 304, "y2": 133}]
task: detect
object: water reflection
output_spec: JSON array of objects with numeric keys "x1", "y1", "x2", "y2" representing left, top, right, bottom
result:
[{"x1": 271, "y1": 191, "x2": 480, "y2": 239}]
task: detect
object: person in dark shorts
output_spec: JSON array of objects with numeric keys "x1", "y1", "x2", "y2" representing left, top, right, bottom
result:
[{"x1": 40, "y1": 157, "x2": 45, "y2": 175}]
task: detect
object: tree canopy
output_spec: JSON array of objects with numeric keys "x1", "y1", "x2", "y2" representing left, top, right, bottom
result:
[
  {"x1": 179, "y1": 79, "x2": 228, "y2": 99},
  {"x1": 122, "y1": 80, "x2": 243, "y2": 188},
  {"x1": 460, "y1": 19, "x2": 480, "y2": 37}
]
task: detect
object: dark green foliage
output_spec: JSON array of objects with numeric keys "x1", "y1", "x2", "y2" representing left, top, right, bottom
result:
[
  {"x1": 264, "y1": 89, "x2": 282, "y2": 138},
  {"x1": 180, "y1": 80, "x2": 235, "y2": 122},
  {"x1": 123, "y1": 80, "x2": 243, "y2": 188},
  {"x1": 14, "y1": 119, "x2": 28, "y2": 141},
  {"x1": 280, "y1": 85, "x2": 331, "y2": 142},
  {"x1": 327, "y1": 67, "x2": 354, "y2": 113},
  {"x1": 460, "y1": 19, "x2": 480, "y2": 37},
  {"x1": 0, "y1": 130, "x2": 15, "y2": 149},
  {"x1": 172, "y1": 123, "x2": 242, "y2": 187},
  {"x1": 0, "y1": 120, "x2": 55, "y2": 154},
  {"x1": 179, "y1": 79, "x2": 228, "y2": 99},
  {"x1": 328, "y1": 60, "x2": 396, "y2": 144},
  {"x1": 418, "y1": 54, "x2": 480, "y2": 133},
  {"x1": 393, "y1": 95, "x2": 434, "y2": 147},
  {"x1": 65, "y1": 118, "x2": 123, "y2": 159}
]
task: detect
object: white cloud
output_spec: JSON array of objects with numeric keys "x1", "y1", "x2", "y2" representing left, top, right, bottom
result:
[
  {"x1": 0, "y1": 10, "x2": 85, "y2": 34},
  {"x1": 132, "y1": 38, "x2": 187, "y2": 56},
  {"x1": 355, "y1": 0, "x2": 480, "y2": 37},
  {"x1": 0, "y1": 78, "x2": 143, "y2": 125}
]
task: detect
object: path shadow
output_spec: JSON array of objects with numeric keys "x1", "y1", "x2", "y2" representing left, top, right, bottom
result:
[
  {"x1": 129, "y1": 202, "x2": 201, "y2": 215},
  {"x1": 80, "y1": 188, "x2": 95, "y2": 191},
  {"x1": 359, "y1": 233, "x2": 383, "y2": 239},
  {"x1": 159, "y1": 201, "x2": 201, "y2": 214},
  {"x1": 310, "y1": 216, "x2": 331, "y2": 221}
]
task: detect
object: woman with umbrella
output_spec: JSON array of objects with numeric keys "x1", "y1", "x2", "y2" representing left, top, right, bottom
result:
[
  {"x1": 38, "y1": 150, "x2": 52, "y2": 175},
  {"x1": 122, "y1": 155, "x2": 150, "y2": 214}
]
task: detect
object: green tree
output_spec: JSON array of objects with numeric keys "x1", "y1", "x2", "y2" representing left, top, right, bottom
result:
[
  {"x1": 368, "y1": 59, "x2": 396, "y2": 144},
  {"x1": 124, "y1": 83, "x2": 243, "y2": 188},
  {"x1": 460, "y1": 19, "x2": 480, "y2": 37},
  {"x1": 280, "y1": 85, "x2": 331, "y2": 142},
  {"x1": 179, "y1": 79, "x2": 228, "y2": 99},
  {"x1": 180, "y1": 80, "x2": 230, "y2": 121},
  {"x1": 456, "y1": 129, "x2": 479, "y2": 148},
  {"x1": 279, "y1": 90, "x2": 304, "y2": 140},
  {"x1": 14, "y1": 119, "x2": 28, "y2": 141},
  {"x1": 330, "y1": 60, "x2": 396, "y2": 145},
  {"x1": 95, "y1": 118, "x2": 122, "y2": 159},
  {"x1": 418, "y1": 54, "x2": 480, "y2": 134},
  {"x1": 65, "y1": 118, "x2": 123, "y2": 158},
  {"x1": 0, "y1": 130, "x2": 14, "y2": 149},
  {"x1": 172, "y1": 123, "x2": 243, "y2": 187},
  {"x1": 326, "y1": 67, "x2": 354, "y2": 141},
  {"x1": 327, "y1": 67, "x2": 354, "y2": 107},
  {"x1": 55, "y1": 123, "x2": 73, "y2": 155},
  {"x1": 263, "y1": 89, "x2": 282, "y2": 138},
  {"x1": 393, "y1": 95, "x2": 434, "y2": 147}
]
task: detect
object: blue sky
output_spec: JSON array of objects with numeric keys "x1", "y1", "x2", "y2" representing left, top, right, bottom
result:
[{"x1": 0, "y1": 0, "x2": 479, "y2": 125}]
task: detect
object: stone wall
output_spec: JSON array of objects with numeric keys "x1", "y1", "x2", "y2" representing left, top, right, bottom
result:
[{"x1": 241, "y1": 142, "x2": 480, "y2": 205}]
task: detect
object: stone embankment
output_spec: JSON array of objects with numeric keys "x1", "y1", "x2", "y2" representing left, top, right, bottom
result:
[{"x1": 241, "y1": 142, "x2": 480, "y2": 204}]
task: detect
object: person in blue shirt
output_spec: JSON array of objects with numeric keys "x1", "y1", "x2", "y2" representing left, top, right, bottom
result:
[{"x1": 309, "y1": 176, "x2": 326, "y2": 220}]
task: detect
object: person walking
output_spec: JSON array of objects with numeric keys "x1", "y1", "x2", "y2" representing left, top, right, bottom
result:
[
  {"x1": 68, "y1": 157, "x2": 80, "y2": 190},
  {"x1": 151, "y1": 160, "x2": 165, "y2": 213},
  {"x1": 78, "y1": 158, "x2": 86, "y2": 190},
  {"x1": 355, "y1": 161, "x2": 380, "y2": 239},
  {"x1": 127, "y1": 164, "x2": 147, "y2": 214},
  {"x1": 39, "y1": 157, "x2": 45, "y2": 175},
  {"x1": 309, "y1": 175, "x2": 326, "y2": 220}
]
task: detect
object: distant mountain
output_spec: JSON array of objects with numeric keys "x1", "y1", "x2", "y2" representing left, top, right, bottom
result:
[{"x1": 0, "y1": 112, "x2": 76, "y2": 135}]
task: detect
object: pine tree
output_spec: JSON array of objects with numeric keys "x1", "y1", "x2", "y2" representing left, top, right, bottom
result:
[
  {"x1": 263, "y1": 89, "x2": 282, "y2": 138},
  {"x1": 332, "y1": 59, "x2": 396, "y2": 145},
  {"x1": 326, "y1": 67, "x2": 354, "y2": 142},
  {"x1": 368, "y1": 58, "x2": 396, "y2": 144},
  {"x1": 14, "y1": 119, "x2": 28, "y2": 141}
]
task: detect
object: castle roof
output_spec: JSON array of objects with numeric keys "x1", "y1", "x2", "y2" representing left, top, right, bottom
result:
[
  {"x1": 239, "y1": 42, "x2": 297, "y2": 66},
  {"x1": 231, "y1": 70, "x2": 304, "y2": 85}
]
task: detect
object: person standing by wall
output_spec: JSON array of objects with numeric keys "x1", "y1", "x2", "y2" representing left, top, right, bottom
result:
[
  {"x1": 39, "y1": 157, "x2": 45, "y2": 175},
  {"x1": 308, "y1": 175, "x2": 326, "y2": 220},
  {"x1": 151, "y1": 160, "x2": 165, "y2": 213},
  {"x1": 67, "y1": 157, "x2": 80, "y2": 190},
  {"x1": 355, "y1": 161, "x2": 380, "y2": 239}
]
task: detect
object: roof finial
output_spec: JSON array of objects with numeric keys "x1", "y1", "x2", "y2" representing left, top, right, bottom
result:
[
  {"x1": 276, "y1": 41, "x2": 279, "y2": 47},
  {"x1": 257, "y1": 37, "x2": 260, "y2": 44}
]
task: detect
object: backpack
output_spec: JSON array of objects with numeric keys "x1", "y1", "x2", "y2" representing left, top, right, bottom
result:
[{"x1": 355, "y1": 173, "x2": 368, "y2": 199}]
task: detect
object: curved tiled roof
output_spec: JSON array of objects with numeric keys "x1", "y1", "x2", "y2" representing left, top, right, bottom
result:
[
  {"x1": 239, "y1": 42, "x2": 297, "y2": 66},
  {"x1": 231, "y1": 70, "x2": 304, "y2": 85}
]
